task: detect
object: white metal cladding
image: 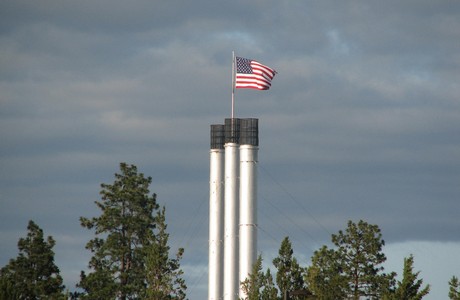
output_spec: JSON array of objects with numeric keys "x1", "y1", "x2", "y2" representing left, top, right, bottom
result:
[
  {"x1": 238, "y1": 144, "x2": 258, "y2": 299},
  {"x1": 209, "y1": 147, "x2": 224, "y2": 300},
  {"x1": 224, "y1": 142, "x2": 240, "y2": 300},
  {"x1": 209, "y1": 118, "x2": 259, "y2": 300}
]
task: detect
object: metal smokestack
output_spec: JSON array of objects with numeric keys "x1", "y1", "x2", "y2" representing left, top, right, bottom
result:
[
  {"x1": 238, "y1": 118, "x2": 258, "y2": 298},
  {"x1": 223, "y1": 118, "x2": 240, "y2": 300},
  {"x1": 210, "y1": 118, "x2": 259, "y2": 299},
  {"x1": 209, "y1": 125, "x2": 225, "y2": 300}
]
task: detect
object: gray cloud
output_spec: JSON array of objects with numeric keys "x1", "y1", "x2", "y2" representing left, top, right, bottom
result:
[{"x1": 1, "y1": 0, "x2": 460, "y2": 298}]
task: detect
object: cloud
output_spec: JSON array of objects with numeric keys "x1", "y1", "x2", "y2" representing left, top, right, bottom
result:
[{"x1": 1, "y1": 1, "x2": 460, "y2": 298}]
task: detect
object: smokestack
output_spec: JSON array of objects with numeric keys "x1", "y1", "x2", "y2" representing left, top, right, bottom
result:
[
  {"x1": 209, "y1": 125, "x2": 225, "y2": 300},
  {"x1": 223, "y1": 118, "x2": 240, "y2": 300},
  {"x1": 239, "y1": 118, "x2": 258, "y2": 298},
  {"x1": 210, "y1": 118, "x2": 259, "y2": 299}
]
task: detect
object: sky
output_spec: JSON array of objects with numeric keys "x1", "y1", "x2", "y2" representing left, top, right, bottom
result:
[{"x1": 1, "y1": 0, "x2": 460, "y2": 299}]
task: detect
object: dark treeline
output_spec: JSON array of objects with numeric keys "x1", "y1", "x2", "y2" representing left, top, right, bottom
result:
[{"x1": 1, "y1": 163, "x2": 459, "y2": 299}]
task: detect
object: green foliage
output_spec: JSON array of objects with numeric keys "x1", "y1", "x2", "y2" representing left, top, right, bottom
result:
[
  {"x1": 260, "y1": 269, "x2": 278, "y2": 300},
  {"x1": 383, "y1": 255, "x2": 429, "y2": 300},
  {"x1": 242, "y1": 220, "x2": 431, "y2": 300},
  {"x1": 0, "y1": 220, "x2": 65, "y2": 299},
  {"x1": 240, "y1": 255, "x2": 278, "y2": 300},
  {"x1": 145, "y1": 206, "x2": 186, "y2": 300},
  {"x1": 332, "y1": 220, "x2": 394, "y2": 299},
  {"x1": 0, "y1": 274, "x2": 19, "y2": 300},
  {"x1": 306, "y1": 220, "x2": 395, "y2": 300},
  {"x1": 449, "y1": 276, "x2": 460, "y2": 300},
  {"x1": 77, "y1": 162, "x2": 186, "y2": 300},
  {"x1": 272, "y1": 237, "x2": 307, "y2": 299},
  {"x1": 306, "y1": 245, "x2": 347, "y2": 300}
]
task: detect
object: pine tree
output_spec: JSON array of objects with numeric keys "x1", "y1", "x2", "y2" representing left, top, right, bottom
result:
[
  {"x1": 272, "y1": 237, "x2": 306, "y2": 299},
  {"x1": 449, "y1": 276, "x2": 460, "y2": 300},
  {"x1": 260, "y1": 269, "x2": 278, "y2": 300},
  {"x1": 306, "y1": 220, "x2": 395, "y2": 300},
  {"x1": 383, "y1": 255, "x2": 429, "y2": 300},
  {"x1": 240, "y1": 255, "x2": 278, "y2": 300},
  {"x1": 0, "y1": 220, "x2": 65, "y2": 299},
  {"x1": 145, "y1": 206, "x2": 186, "y2": 300},
  {"x1": 306, "y1": 245, "x2": 347, "y2": 300},
  {"x1": 0, "y1": 276, "x2": 18, "y2": 300},
  {"x1": 77, "y1": 163, "x2": 186, "y2": 299},
  {"x1": 240, "y1": 255, "x2": 264, "y2": 300},
  {"x1": 332, "y1": 220, "x2": 395, "y2": 299}
]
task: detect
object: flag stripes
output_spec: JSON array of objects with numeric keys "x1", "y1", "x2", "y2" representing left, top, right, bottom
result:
[{"x1": 235, "y1": 57, "x2": 277, "y2": 90}]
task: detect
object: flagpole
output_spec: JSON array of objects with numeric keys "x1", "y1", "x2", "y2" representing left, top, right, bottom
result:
[{"x1": 231, "y1": 51, "x2": 235, "y2": 119}]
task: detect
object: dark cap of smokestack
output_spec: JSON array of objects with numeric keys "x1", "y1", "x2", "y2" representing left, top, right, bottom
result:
[
  {"x1": 240, "y1": 118, "x2": 258, "y2": 146},
  {"x1": 210, "y1": 124, "x2": 225, "y2": 149},
  {"x1": 224, "y1": 118, "x2": 241, "y2": 144}
]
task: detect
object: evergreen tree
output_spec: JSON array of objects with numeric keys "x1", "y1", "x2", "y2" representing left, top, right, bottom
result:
[
  {"x1": 449, "y1": 276, "x2": 460, "y2": 300},
  {"x1": 260, "y1": 269, "x2": 278, "y2": 300},
  {"x1": 0, "y1": 220, "x2": 65, "y2": 299},
  {"x1": 332, "y1": 220, "x2": 394, "y2": 299},
  {"x1": 241, "y1": 255, "x2": 264, "y2": 300},
  {"x1": 383, "y1": 255, "x2": 429, "y2": 300},
  {"x1": 272, "y1": 237, "x2": 306, "y2": 299},
  {"x1": 240, "y1": 255, "x2": 278, "y2": 300},
  {"x1": 306, "y1": 245, "x2": 347, "y2": 300},
  {"x1": 77, "y1": 163, "x2": 186, "y2": 299},
  {"x1": 145, "y1": 206, "x2": 186, "y2": 300},
  {"x1": 306, "y1": 220, "x2": 394, "y2": 299},
  {"x1": 0, "y1": 276, "x2": 19, "y2": 300}
]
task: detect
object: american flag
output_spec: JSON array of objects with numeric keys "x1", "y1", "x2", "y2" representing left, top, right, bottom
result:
[{"x1": 235, "y1": 56, "x2": 277, "y2": 90}]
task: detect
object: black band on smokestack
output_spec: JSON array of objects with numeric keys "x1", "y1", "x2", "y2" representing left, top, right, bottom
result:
[
  {"x1": 240, "y1": 118, "x2": 259, "y2": 146},
  {"x1": 210, "y1": 124, "x2": 225, "y2": 149},
  {"x1": 224, "y1": 118, "x2": 240, "y2": 144}
]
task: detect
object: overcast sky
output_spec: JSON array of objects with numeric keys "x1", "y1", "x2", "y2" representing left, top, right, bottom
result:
[{"x1": 1, "y1": 1, "x2": 460, "y2": 299}]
